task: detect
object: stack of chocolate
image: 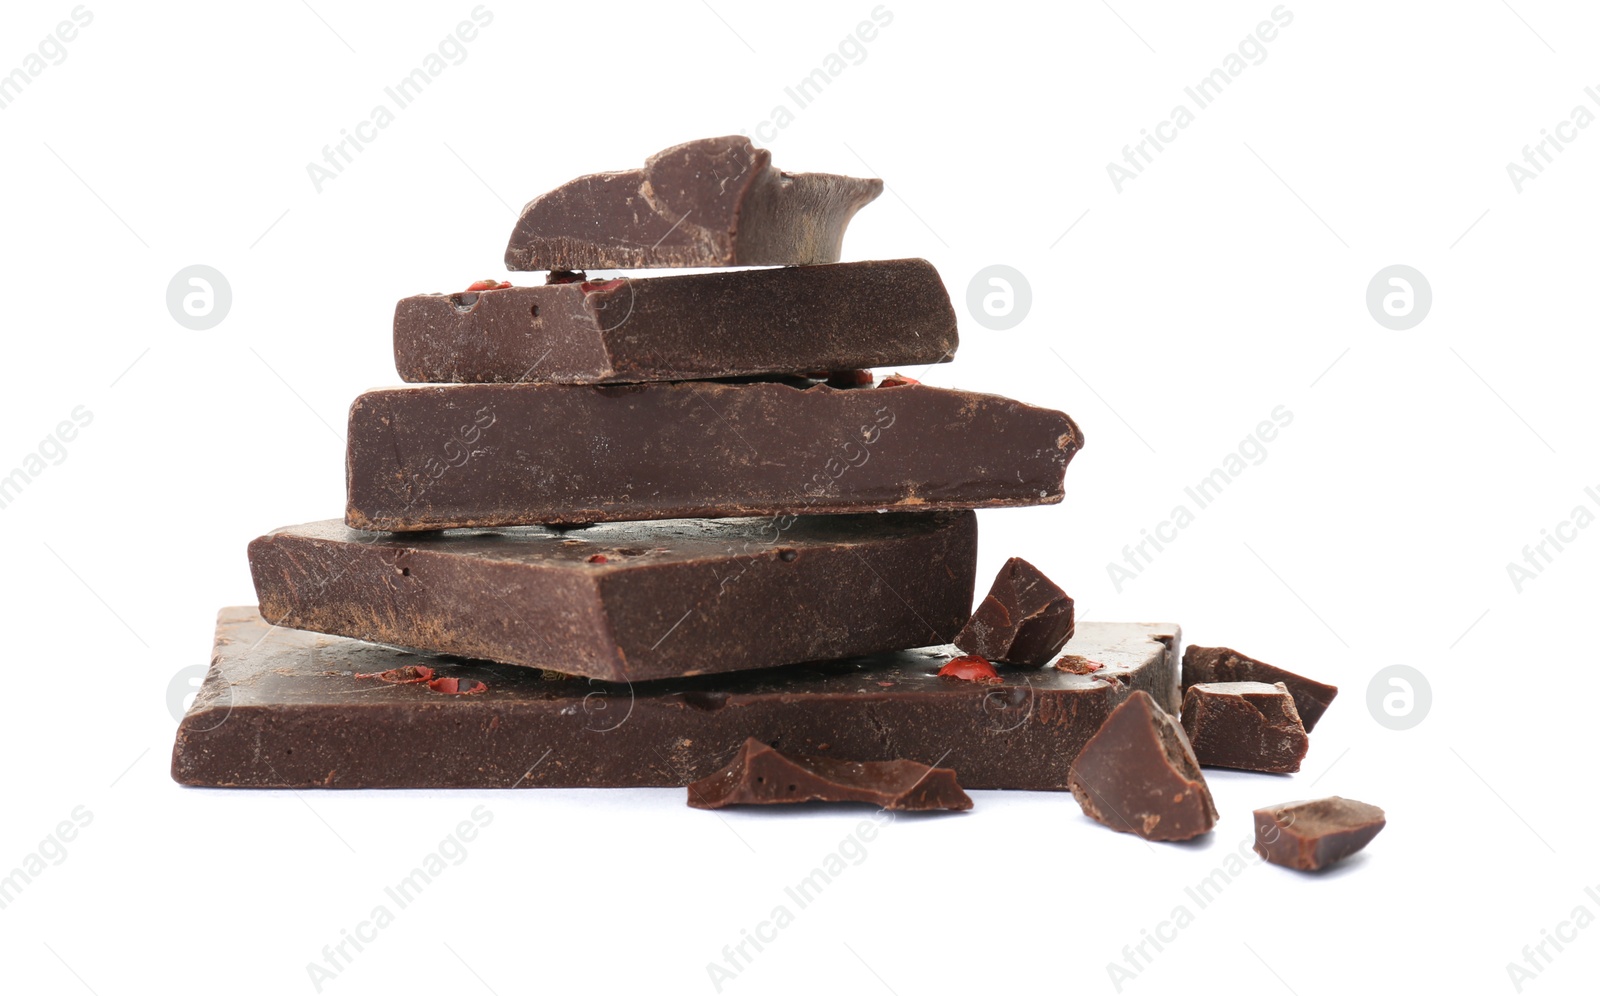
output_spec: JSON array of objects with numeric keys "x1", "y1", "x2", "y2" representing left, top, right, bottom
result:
[{"x1": 170, "y1": 138, "x2": 1381, "y2": 863}]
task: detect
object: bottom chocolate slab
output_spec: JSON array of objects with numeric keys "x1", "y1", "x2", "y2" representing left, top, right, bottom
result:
[{"x1": 172, "y1": 608, "x2": 1180, "y2": 790}]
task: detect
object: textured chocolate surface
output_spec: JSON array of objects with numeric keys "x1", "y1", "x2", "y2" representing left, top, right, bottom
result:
[
  {"x1": 171, "y1": 612, "x2": 1179, "y2": 790},
  {"x1": 504, "y1": 136, "x2": 882, "y2": 270},
  {"x1": 394, "y1": 260, "x2": 958, "y2": 385},
  {"x1": 345, "y1": 381, "x2": 1082, "y2": 530},
  {"x1": 1182, "y1": 645, "x2": 1338, "y2": 732},
  {"x1": 687, "y1": 738, "x2": 971, "y2": 811},
  {"x1": 1068, "y1": 690, "x2": 1218, "y2": 841},
  {"x1": 954, "y1": 556, "x2": 1075, "y2": 665},
  {"x1": 1253, "y1": 797, "x2": 1386, "y2": 871},
  {"x1": 250, "y1": 512, "x2": 976, "y2": 682},
  {"x1": 1181, "y1": 681, "x2": 1309, "y2": 774}
]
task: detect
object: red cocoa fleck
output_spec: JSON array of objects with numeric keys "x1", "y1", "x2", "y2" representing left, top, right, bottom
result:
[
  {"x1": 587, "y1": 554, "x2": 608, "y2": 563},
  {"x1": 355, "y1": 665, "x2": 434, "y2": 684},
  {"x1": 1054, "y1": 656, "x2": 1104, "y2": 675},
  {"x1": 579, "y1": 278, "x2": 624, "y2": 294},
  {"x1": 878, "y1": 373, "x2": 921, "y2": 388},
  {"x1": 465, "y1": 279, "x2": 511, "y2": 291},
  {"x1": 428, "y1": 676, "x2": 486, "y2": 695},
  {"x1": 825, "y1": 369, "x2": 875, "y2": 388},
  {"x1": 938, "y1": 655, "x2": 1001, "y2": 683}
]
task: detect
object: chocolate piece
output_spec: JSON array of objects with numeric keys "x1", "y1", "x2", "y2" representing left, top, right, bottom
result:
[
  {"x1": 394, "y1": 260, "x2": 958, "y2": 385},
  {"x1": 1252, "y1": 797, "x2": 1386, "y2": 871},
  {"x1": 1180, "y1": 681, "x2": 1308, "y2": 774},
  {"x1": 345, "y1": 381, "x2": 1082, "y2": 530},
  {"x1": 171, "y1": 611, "x2": 1179, "y2": 789},
  {"x1": 249, "y1": 512, "x2": 976, "y2": 682},
  {"x1": 1182, "y1": 645, "x2": 1338, "y2": 732},
  {"x1": 504, "y1": 136, "x2": 881, "y2": 270},
  {"x1": 687, "y1": 738, "x2": 971, "y2": 812},
  {"x1": 954, "y1": 557, "x2": 1074, "y2": 666},
  {"x1": 1068, "y1": 690, "x2": 1218, "y2": 841}
]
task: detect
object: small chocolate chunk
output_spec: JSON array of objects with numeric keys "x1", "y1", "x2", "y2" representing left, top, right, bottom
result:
[
  {"x1": 504, "y1": 136, "x2": 882, "y2": 270},
  {"x1": 393, "y1": 259, "x2": 958, "y2": 385},
  {"x1": 1182, "y1": 645, "x2": 1338, "y2": 732},
  {"x1": 1252, "y1": 797, "x2": 1386, "y2": 871},
  {"x1": 345, "y1": 381, "x2": 1083, "y2": 530},
  {"x1": 687, "y1": 738, "x2": 971, "y2": 812},
  {"x1": 250, "y1": 512, "x2": 976, "y2": 683},
  {"x1": 1068, "y1": 690, "x2": 1217, "y2": 841},
  {"x1": 1181, "y1": 681, "x2": 1308, "y2": 774},
  {"x1": 954, "y1": 557, "x2": 1074, "y2": 665}
]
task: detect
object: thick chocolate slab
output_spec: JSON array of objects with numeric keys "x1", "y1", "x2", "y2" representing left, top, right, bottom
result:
[
  {"x1": 1253, "y1": 797, "x2": 1385, "y2": 871},
  {"x1": 1182, "y1": 645, "x2": 1338, "y2": 732},
  {"x1": 687, "y1": 738, "x2": 971, "y2": 812},
  {"x1": 171, "y1": 611, "x2": 1180, "y2": 790},
  {"x1": 504, "y1": 136, "x2": 881, "y2": 270},
  {"x1": 394, "y1": 260, "x2": 958, "y2": 385},
  {"x1": 249, "y1": 512, "x2": 975, "y2": 682},
  {"x1": 345, "y1": 381, "x2": 1082, "y2": 530},
  {"x1": 1068, "y1": 690, "x2": 1218, "y2": 841}
]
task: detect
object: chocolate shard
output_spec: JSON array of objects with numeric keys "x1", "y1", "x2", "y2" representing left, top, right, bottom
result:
[
  {"x1": 1252, "y1": 797, "x2": 1386, "y2": 871},
  {"x1": 249, "y1": 512, "x2": 976, "y2": 683},
  {"x1": 687, "y1": 738, "x2": 971, "y2": 812},
  {"x1": 172, "y1": 612, "x2": 1179, "y2": 790},
  {"x1": 954, "y1": 557, "x2": 1074, "y2": 666},
  {"x1": 504, "y1": 136, "x2": 882, "y2": 270},
  {"x1": 345, "y1": 381, "x2": 1082, "y2": 531},
  {"x1": 1181, "y1": 681, "x2": 1308, "y2": 774},
  {"x1": 1182, "y1": 645, "x2": 1338, "y2": 732},
  {"x1": 394, "y1": 260, "x2": 958, "y2": 385},
  {"x1": 1068, "y1": 690, "x2": 1218, "y2": 841}
]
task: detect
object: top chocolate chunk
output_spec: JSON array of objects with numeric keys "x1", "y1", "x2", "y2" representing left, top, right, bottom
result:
[
  {"x1": 393, "y1": 260, "x2": 957, "y2": 384},
  {"x1": 1182, "y1": 645, "x2": 1338, "y2": 732},
  {"x1": 954, "y1": 557, "x2": 1075, "y2": 666},
  {"x1": 504, "y1": 136, "x2": 883, "y2": 270}
]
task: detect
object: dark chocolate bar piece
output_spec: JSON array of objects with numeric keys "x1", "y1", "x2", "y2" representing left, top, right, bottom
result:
[
  {"x1": 1068, "y1": 690, "x2": 1218, "y2": 841},
  {"x1": 504, "y1": 136, "x2": 882, "y2": 270},
  {"x1": 171, "y1": 611, "x2": 1179, "y2": 790},
  {"x1": 1181, "y1": 681, "x2": 1309, "y2": 774},
  {"x1": 345, "y1": 381, "x2": 1082, "y2": 531},
  {"x1": 687, "y1": 738, "x2": 971, "y2": 812},
  {"x1": 394, "y1": 260, "x2": 958, "y2": 385},
  {"x1": 954, "y1": 557, "x2": 1074, "y2": 666},
  {"x1": 249, "y1": 512, "x2": 976, "y2": 682},
  {"x1": 1253, "y1": 797, "x2": 1386, "y2": 870},
  {"x1": 1182, "y1": 645, "x2": 1338, "y2": 732}
]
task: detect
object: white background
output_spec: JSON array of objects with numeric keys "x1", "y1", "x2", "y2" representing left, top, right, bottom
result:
[{"x1": 1, "y1": 1, "x2": 1596, "y2": 993}]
